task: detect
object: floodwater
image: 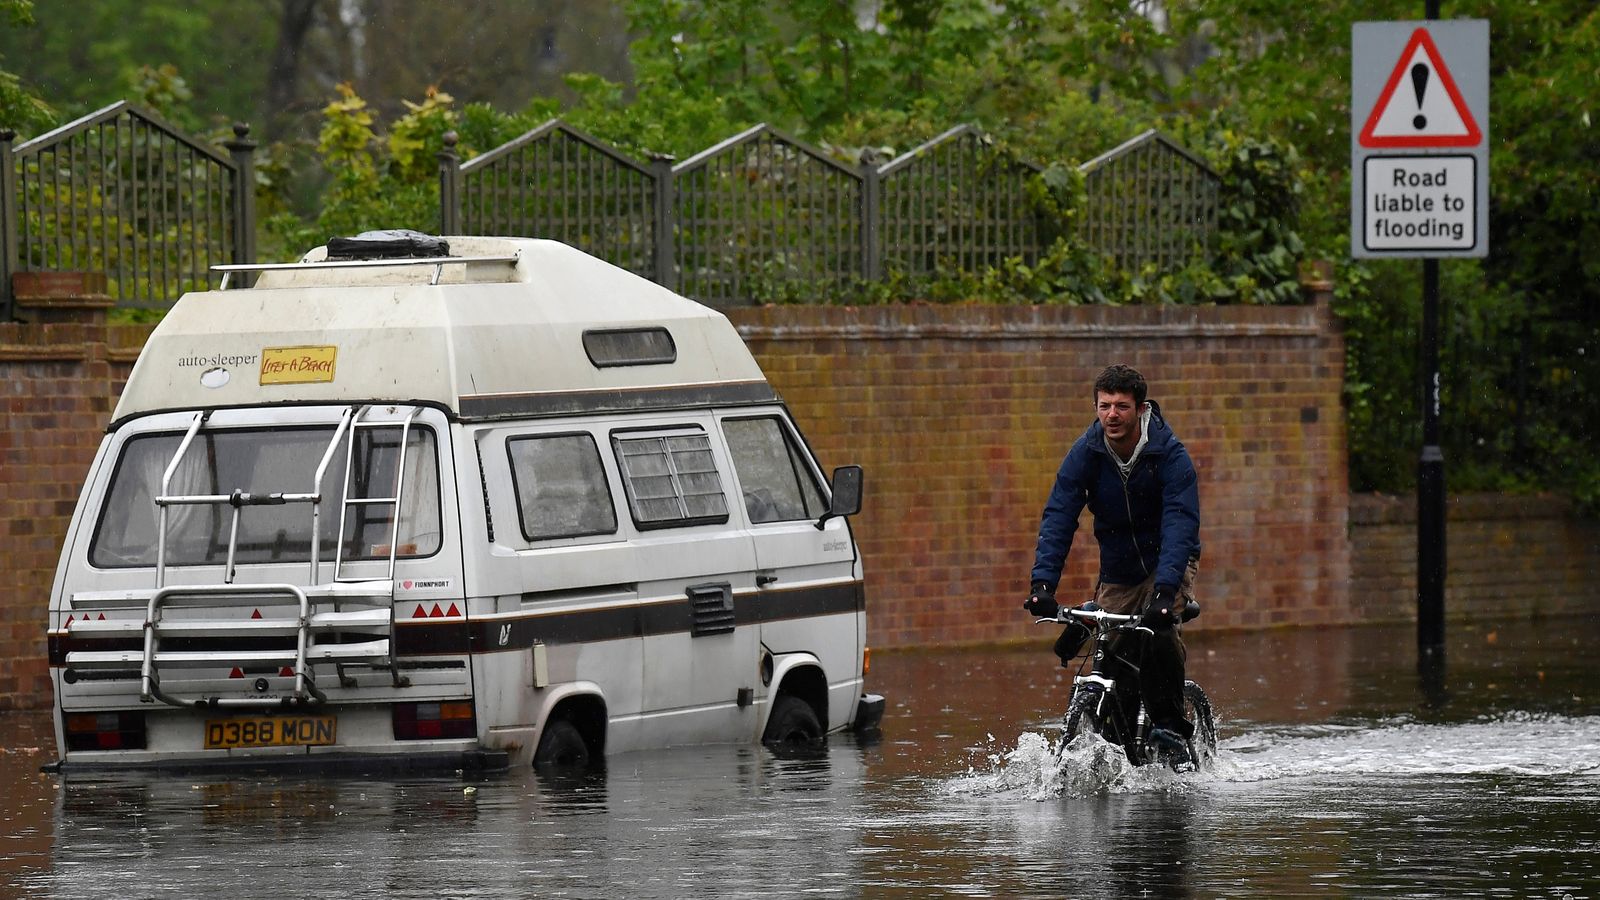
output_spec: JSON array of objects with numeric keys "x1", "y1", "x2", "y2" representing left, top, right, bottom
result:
[{"x1": 3, "y1": 617, "x2": 1599, "y2": 899}]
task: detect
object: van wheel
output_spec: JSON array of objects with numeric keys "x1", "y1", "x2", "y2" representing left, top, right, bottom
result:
[
  {"x1": 533, "y1": 719, "x2": 590, "y2": 769},
  {"x1": 762, "y1": 695, "x2": 823, "y2": 748}
]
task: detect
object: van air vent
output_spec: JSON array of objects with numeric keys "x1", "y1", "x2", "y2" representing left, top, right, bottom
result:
[{"x1": 687, "y1": 582, "x2": 735, "y2": 637}]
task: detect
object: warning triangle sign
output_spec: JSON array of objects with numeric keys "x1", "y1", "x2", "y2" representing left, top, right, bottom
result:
[{"x1": 1359, "y1": 28, "x2": 1481, "y2": 148}]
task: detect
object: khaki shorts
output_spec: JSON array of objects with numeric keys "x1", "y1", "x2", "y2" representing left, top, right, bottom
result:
[{"x1": 1092, "y1": 557, "x2": 1200, "y2": 616}]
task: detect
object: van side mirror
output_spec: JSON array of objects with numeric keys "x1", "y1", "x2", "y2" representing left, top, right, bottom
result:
[{"x1": 815, "y1": 465, "x2": 863, "y2": 530}]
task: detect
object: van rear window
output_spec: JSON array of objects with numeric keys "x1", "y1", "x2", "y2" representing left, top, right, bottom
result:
[
  {"x1": 613, "y1": 432, "x2": 729, "y2": 528},
  {"x1": 90, "y1": 425, "x2": 442, "y2": 569},
  {"x1": 507, "y1": 433, "x2": 618, "y2": 540}
]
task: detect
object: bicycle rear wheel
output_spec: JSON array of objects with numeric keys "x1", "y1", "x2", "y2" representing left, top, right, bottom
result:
[{"x1": 1182, "y1": 680, "x2": 1218, "y2": 771}]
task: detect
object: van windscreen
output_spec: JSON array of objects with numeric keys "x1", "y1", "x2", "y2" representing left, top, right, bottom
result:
[{"x1": 89, "y1": 425, "x2": 442, "y2": 569}]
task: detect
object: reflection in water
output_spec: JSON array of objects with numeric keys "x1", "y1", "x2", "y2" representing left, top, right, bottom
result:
[
  {"x1": 2, "y1": 617, "x2": 1599, "y2": 898},
  {"x1": 1418, "y1": 645, "x2": 1450, "y2": 710}
]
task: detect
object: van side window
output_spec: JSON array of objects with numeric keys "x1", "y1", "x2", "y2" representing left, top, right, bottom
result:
[
  {"x1": 582, "y1": 327, "x2": 676, "y2": 367},
  {"x1": 722, "y1": 417, "x2": 827, "y2": 524},
  {"x1": 507, "y1": 433, "x2": 618, "y2": 540},
  {"x1": 612, "y1": 432, "x2": 729, "y2": 528}
]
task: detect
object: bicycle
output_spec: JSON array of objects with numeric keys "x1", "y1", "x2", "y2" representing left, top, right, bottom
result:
[{"x1": 1037, "y1": 605, "x2": 1219, "y2": 772}]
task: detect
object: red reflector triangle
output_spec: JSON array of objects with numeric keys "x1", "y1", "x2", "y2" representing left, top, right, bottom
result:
[
  {"x1": 65, "y1": 615, "x2": 75, "y2": 627},
  {"x1": 98, "y1": 613, "x2": 106, "y2": 620},
  {"x1": 229, "y1": 667, "x2": 244, "y2": 678},
  {"x1": 250, "y1": 609, "x2": 262, "y2": 620},
  {"x1": 446, "y1": 602, "x2": 461, "y2": 618},
  {"x1": 413, "y1": 604, "x2": 429, "y2": 619},
  {"x1": 429, "y1": 603, "x2": 444, "y2": 618},
  {"x1": 279, "y1": 666, "x2": 295, "y2": 677}
]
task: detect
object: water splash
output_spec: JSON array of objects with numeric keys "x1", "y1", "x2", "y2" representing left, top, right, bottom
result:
[
  {"x1": 946, "y1": 713, "x2": 1600, "y2": 801},
  {"x1": 947, "y1": 730, "x2": 1186, "y2": 800}
]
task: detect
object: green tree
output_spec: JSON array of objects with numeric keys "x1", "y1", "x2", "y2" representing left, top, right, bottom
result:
[
  {"x1": 0, "y1": 0, "x2": 52, "y2": 134},
  {"x1": 0, "y1": 0, "x2": 277, "y2": 134}
]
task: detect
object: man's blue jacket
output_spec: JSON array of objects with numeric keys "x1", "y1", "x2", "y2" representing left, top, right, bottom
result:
[{"x1": 1030, "y1": 402, "x2": 1200, "y2": 591}]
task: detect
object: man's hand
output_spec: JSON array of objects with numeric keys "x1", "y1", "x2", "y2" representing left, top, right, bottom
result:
[
  {"x1": 1024, "y1": 581, "x2": 1059, "y2": 618},
  {"x1": 1139, "y1": 584, "x2": 1179, "y2": 631}
]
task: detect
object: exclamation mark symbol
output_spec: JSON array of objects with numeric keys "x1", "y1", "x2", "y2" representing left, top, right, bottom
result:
[{"x1": 1410, "y1": 63, "x2": 1430, "y2": 130}]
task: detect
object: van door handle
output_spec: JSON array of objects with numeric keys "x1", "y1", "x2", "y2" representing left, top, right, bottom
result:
[{"x1": 756, "y1": 573, "x2": 778, "y2": 588}]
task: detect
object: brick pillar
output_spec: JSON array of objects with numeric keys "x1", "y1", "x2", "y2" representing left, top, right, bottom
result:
[{"x1": 10, "y1": 271, "x2": 114, "y2": 325}]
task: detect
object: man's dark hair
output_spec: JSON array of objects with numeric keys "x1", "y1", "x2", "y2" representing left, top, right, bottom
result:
[{"x1": 1093, "y1": 364, "x2": 1147, "y2": 404}]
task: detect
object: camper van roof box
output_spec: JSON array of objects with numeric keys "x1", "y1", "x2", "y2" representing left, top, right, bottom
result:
[{"x1": 326, "y1": 229, "x2": 450, "y2": 260}]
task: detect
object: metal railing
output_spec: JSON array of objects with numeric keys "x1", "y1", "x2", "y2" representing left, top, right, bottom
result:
[
  {"x1": 1079, "y1": 130, "x2": 1220, "y2": 274},
  {"x1": 441, "y1": 120, "x2": 660, "y2": 281},
  {"x1": 0, "y1": 102, "x2": 255, "y2": 317},
  {"x1": 877, "y1": 124, "x2": 1045, "y2": 280},
  {"x1": 2, "y1": 101, "x2": 1218, "y2": 315},
  {"x1": 441, "y1": 120, "x2": 1217, "y2": 307},
  {"x1": 673, "y1": 124, "x2": 865, "y2": 305}
]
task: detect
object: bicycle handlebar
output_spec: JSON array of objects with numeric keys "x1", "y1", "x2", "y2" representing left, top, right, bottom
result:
[{"x1": 1033, "y1": 608, "x2": 1139, "y2": 626}]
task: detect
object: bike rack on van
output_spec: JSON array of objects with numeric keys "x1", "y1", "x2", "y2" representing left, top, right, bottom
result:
[{"x1": 65, "y1": 404, "x2": 426, "y2": 708}]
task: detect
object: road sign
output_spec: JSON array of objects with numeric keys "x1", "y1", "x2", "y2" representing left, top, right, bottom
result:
[
  {"x1": 1358, "y1": 28, "x2": 1481, "y2": 148},
  {"x1": 1351, "y1": 20, "x2": 1488, "y2": 258}
]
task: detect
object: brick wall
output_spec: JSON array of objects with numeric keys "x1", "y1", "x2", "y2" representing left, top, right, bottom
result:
[
  {"x1": 1350, "y1": 492, "x2": 1600, "y2": 623},
  {"x1": 0, "y1": 321, "x2": 147, "y2": 710},
  {"x1": 728, "y1": 295, "x2": 1353, "y2": 649}
]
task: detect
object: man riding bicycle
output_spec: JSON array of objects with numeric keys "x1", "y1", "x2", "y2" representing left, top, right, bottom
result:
[{"x1": 1024, "y1": 364, "x2": 1201, "y2": 761}]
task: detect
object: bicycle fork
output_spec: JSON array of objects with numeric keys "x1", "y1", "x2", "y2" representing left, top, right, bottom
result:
[{"x1": 1070, "y1": 671, "x2": 1149, "y2": 763}]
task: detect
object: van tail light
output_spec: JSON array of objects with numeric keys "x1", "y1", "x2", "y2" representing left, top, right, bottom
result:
[
  {"x1": 863, "y1": 646, "x2": 871, "y2": 676},
  {"x1": 64, "y1": 712, "x2": 147, "y2": 751},
  {"x1": 393, "y1": 701, "x2": 476, "y2": 740}
]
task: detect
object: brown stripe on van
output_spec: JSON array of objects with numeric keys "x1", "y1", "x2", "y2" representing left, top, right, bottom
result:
[
  {"x1": 463, "y1": 581, "x2": 865, "y2": 651},
  {"x1": 457, "y1": 380, "x2": 779, "y2": 420}
]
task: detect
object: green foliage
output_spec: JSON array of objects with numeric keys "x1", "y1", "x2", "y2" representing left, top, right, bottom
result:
[
  {"x1": 0, "y1": 0, "x2": 33, "y2": 26},
  {"x1": 263, "y1": 83, "x2": 451, "y2": 254},
  {"x1": 1206, "y1": 131, "x2": 1304, "y2": 306},
  {"x1": 0, "y1": 0, "x2": 51, "y2": 134},
  {"x1": 0, "y1": 65, "x2": 51, "y2": 133},
  {"x1": 0, "y1": 0, "x2": 276, "y2": 138},
  {"x1": 129, "y1": 64, "x2": 195, "y2": 130}
]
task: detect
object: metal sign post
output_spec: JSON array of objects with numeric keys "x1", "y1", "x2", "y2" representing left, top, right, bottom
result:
[{"x1": 1351, "y1": 9, "x2": 1488, "y2": 658}]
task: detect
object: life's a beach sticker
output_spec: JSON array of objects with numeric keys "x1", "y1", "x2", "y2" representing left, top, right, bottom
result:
[{"x1": 260, "y1": 345, "x2": 337, "y2": 385}]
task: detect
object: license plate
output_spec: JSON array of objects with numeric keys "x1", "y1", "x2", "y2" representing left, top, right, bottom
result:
[{"x1": 204, "y1": 715, "x2": 336, "y2": 750}]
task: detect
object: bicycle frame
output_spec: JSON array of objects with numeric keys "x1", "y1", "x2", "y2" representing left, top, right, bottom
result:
[{"x1": 1056, "y1": 607, "x2": 1153, "y2": 763}]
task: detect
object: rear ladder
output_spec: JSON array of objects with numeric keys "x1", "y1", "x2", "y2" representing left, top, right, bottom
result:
[{"x1": 79, "y1": 405, "x2": 418, "y2": 708}]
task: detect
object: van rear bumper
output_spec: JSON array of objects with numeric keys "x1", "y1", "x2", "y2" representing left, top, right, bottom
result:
[{"x1": 45, "y1": 746, "x2": 510, "y2": 776}]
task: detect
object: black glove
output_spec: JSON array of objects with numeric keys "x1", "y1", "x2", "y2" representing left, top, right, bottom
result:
[
  {"x1": 1139, "y1": 584, "x2": 1179, "y2": 631},
  {"x1": 1024, "y1": 581, "x2": 1059, "y2": 619}
]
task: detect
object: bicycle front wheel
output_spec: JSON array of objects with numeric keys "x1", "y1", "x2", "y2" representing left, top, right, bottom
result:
[
  {"x1": 1058, "y1": 689, "x2": 1109, "y2": 757},
  {"x1": 1182, "y1": 680, "x2": 1219, "y2": 771}
]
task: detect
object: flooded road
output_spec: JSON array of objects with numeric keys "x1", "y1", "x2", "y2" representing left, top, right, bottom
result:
[{"x1": 4, "y1": 617, "x2": 1599, "y2": 898}]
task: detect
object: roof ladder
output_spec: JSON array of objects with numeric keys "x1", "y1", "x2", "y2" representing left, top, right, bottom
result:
[{"x1": 332, "y1": 405, "x2": 421, "y2": 584}]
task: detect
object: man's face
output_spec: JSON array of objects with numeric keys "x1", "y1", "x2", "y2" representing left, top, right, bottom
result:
[{"x1": 1096, "y1": 391, "x2": 1141, "y2": 443}]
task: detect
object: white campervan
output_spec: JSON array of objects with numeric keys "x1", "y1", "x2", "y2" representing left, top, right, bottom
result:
[{"x1": 46, "y1": 234, "x2": 881, "y2": 771}]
